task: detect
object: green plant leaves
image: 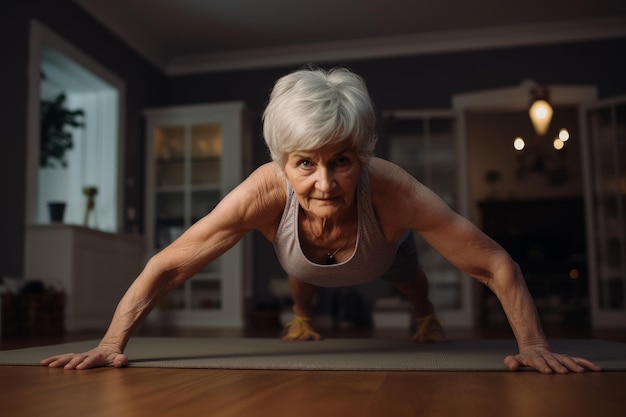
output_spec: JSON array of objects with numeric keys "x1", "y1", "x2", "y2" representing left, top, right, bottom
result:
[{"x1": 40, "y1": 93, "x2": 85, "y2": 168}]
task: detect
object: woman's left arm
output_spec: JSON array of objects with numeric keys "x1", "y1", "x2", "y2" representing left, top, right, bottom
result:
[
  {"x1": 373, "y1": 160, "x2": 602, "y2": 373},
  {"x1": 419, "y1": 192, "x2": 601, "y2": 373}
]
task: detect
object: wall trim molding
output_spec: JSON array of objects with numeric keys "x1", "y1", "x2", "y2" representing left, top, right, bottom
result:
[{"x1": 165, "y1": 17, "x2": 626, "y2": 75}]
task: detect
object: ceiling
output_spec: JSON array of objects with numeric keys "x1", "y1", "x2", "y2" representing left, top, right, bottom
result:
[{"x1": 74, "y1": 0, "x2": 626, "y2": 75}]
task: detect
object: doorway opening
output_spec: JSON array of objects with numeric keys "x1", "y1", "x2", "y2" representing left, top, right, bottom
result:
[{"x1": 453, "y1": 82, "x2": 597, "y2": 330}]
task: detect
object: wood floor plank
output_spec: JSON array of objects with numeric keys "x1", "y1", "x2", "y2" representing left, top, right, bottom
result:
[
  {"x1": 3, "y1": 326, "x2": 626, "y2": 417},
  {"x1": 3, "y1": 366, "x2": 625, "y2": 417}
]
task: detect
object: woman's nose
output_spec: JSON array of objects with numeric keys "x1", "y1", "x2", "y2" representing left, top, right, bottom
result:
[{"x1": 316, "y1": 168, "x2": 334, "y2": 191}]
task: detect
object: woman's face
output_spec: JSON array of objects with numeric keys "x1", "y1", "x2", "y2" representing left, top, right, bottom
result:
[{"x1": 283, "y1": 141, "x2": 363, "y2": 220}]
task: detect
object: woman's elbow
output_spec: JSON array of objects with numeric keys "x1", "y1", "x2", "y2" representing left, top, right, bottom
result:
[{"x1": 473, "y1": 251, "x2": 520, "y2": 289}]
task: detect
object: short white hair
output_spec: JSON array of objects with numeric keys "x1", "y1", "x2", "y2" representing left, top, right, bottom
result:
[{"x1": 263, "y1": 67, "x2": 377, "y2": 168}]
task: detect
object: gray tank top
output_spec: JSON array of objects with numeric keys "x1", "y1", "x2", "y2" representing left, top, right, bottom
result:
[{"x1": 273, "y1": 171, "x2": 409, "y2": 287}]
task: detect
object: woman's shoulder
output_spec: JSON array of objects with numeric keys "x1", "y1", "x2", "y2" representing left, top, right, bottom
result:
[
  {"x1": 367, "y1": 157, "x2": 418, "y2": 195},
  {"x1": 235, "y1": 162, "x2": 287, "y2": 233},
  {"x1": 365, "y1": 158, "x2": 430, "y2": 238},
  {"x1": 367, "y1": 157, "x2": 414, "y2": 175},
  {"x1": 250, "y1": 161, "x2": 284, "y2": 182},
  {"x1": 239, "y1": 162, "x2": 286, "y2": 205}
]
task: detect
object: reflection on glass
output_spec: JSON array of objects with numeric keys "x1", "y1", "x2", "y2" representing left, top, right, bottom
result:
[
  {"x1": 191, "y1": 189, "x2": 221, "y2": 223},
  {"x1": 155, "y1": 191, "x2": 184, "y2": 249},
  {"x1": 191, "y1": 280, "x2": 221, "y2": 310},
  {"x1": 191, "y1": 124, "x2": 222, "y2": 157},
  {"x1": 155, "y1": 126, "x2": 185, "y2": 187},
  {"x1": 388, "y1": 119, "x2": 426, "y2": 178},
  {"x1": 191, "y1": 124, "x2": 222, "y2": 185}
]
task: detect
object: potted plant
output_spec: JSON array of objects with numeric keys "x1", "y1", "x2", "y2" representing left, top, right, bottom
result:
[{"x1": 40, "y1": 92, "x2": 86, "y2": 222}]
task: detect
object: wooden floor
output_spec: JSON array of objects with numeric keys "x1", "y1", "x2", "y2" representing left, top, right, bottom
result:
[{"x1": 2, "y1": 325, "x2": 626, "y2": 417}]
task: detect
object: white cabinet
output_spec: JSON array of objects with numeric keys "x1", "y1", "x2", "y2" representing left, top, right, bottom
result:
[
  {"x1": 24, "y1": 225, "x2": 145, "y2": 331},
  {"x1": 381, "y1": 110, "x2": 474, "y2": 326},
  {"x1": 143, "y1": 102, "x2": 253, "y2": 328}
]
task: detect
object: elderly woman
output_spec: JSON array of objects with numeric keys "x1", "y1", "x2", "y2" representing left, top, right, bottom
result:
[{"x1": 42, "y1": 67, "x2": 600, "y2": 373}]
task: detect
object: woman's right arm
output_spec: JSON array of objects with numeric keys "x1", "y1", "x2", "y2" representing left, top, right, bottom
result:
[
  {"x1": 40, "y1": 257, "x2": 180, "y2": 369},
  {"x1": 40, "y1": 163, "x2": 286, "y2": 369}
]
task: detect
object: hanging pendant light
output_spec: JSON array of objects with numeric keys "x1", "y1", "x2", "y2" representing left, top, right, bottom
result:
[{"x1": 528, "y1": 86, "x2": 553, "y2": 136}]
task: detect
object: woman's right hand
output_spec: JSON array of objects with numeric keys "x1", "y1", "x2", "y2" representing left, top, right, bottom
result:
[{"x1": 40, "y1": 345, "x2": 128, "y2": 370}]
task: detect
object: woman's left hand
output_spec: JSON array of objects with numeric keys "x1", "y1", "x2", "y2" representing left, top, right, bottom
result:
[{"x1": 504, "y1": 347, "x2": 603, "y2": 373}]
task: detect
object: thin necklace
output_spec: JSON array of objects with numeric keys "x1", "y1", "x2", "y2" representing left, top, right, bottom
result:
[
  {"x1": 326, "y1": 246, "x2": 342, "y2": 265},
  {"x1": 303, "y1": 209, "x2": 344, "y2": 265}
]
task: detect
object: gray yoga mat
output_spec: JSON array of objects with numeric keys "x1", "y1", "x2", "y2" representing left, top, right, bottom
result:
[{"x1": 1, "y1": 338, "x2": 625, "y2": 371}]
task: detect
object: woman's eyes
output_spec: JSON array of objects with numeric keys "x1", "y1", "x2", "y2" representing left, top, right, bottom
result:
[
  {"x1": 333, "y1": 156, "x2": 350, "y2": 167},
  {"x1": 299, "y1": 156, "x2": 350, "y2": 170}
]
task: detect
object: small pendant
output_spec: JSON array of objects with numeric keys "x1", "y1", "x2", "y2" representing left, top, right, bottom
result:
[{"x1": 326, "y1": 246, "x2": 342, "y2": 265}]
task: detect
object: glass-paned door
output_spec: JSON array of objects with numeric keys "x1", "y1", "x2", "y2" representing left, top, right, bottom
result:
[
  {"x1": 144, "y1": 102, "x2": 251, "y2": 328},
  {"x1": 583, "y1": 97, "x2": 626, "y2": 326},
  {"x1": 152, "y1": 122, "x2": 224, "y2": 311},
  {"x1": 384, "y1": 110, "x2": 473, "y2": 326}
]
